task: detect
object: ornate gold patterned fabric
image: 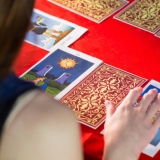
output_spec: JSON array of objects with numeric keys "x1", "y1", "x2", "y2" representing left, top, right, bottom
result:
[
  {"x1": 60, "y1": 63, "x2": 147, "y2": 128},
  {"x1": 115, "y1": 0, "x2": 160, "y2": 33},
  {"x1": 49, "y1": 0, "x2": 128, "y2": 23}
]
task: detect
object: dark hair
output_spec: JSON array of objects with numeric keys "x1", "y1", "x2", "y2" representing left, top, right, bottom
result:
[{"x1": 0, "y1": 0, "x2": 35, "y2": 81}]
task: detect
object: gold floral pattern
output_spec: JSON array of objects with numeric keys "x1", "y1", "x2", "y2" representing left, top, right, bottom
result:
[
  {"x1": 49, "y1": 0, "x2": 128, "y2": 22},
  {"x1": 60, "y1": 63, "x2": 147, "y2": 128},
  {"x1": 115, "y1": 0, "x2": 160, "y2": 33}
]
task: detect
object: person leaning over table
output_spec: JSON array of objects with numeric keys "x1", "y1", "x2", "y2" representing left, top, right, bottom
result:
[{"x1": 0, "y1": 1, "x2": 160, "y2": 160}]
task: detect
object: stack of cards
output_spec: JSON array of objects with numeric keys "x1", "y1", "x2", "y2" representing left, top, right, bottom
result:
[
  {"x1": 48, "y1": 0, "x2": 129, "y2": 23},
  {"x1": 114, "y1": 0, "x2": 160, "y2": 34}
]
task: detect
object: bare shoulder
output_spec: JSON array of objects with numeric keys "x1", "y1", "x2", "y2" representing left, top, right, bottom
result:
[
  {"x1": 9, "y1": 90, "x2": 79, "y2": 133},
  {"x1": 0, "y1": 90, "x2": 83, "y2": 160},
  {"x1": 21, "y1": 90, "x2": 78, "y2": 124}
]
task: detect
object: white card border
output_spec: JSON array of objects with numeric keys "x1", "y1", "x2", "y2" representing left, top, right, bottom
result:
[
  {"x1": 143, "y1": 79, "x2": 160, "y2": 91},
  {"x1": 142, "y1": 143, "x2": 159, "y2": 157}
]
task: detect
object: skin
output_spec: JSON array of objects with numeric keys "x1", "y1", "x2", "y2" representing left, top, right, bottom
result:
[
  {"x1": 103, "y1": 87, "x2": 160, "y2": 160},
  {"x1": 0, "y1": 90, "x2": 83, "y2": 160}
]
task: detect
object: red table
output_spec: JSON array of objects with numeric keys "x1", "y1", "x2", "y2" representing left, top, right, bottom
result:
[{"x1": 14, "y1": 0, "x2": 160, "y2": 159}]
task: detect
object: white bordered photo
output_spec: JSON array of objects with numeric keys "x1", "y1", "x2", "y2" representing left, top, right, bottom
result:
[{"x1": 25, "y1": 9, "x2": 87, "y2": 51}]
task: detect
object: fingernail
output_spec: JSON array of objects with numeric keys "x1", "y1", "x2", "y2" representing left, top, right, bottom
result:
[{"x1": 105, "y1": 100, "x2": 111, "y2": 107}]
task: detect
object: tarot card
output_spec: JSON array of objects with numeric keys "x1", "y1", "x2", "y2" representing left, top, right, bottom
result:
[
  {"x1": 141, "y1": 80, "x2": 160, "y2": 96},
  {"x1": 60, "y1": 63, "x2": 147, "y2": 129},
  {"x1": 25, "y1": 9, "x2": 87, "y2": 51},
  {"x1": 114, "y1": 0, "x2": 160, "y2": 33},
  {"x1": 20, "y1": 45, "x2": 102, "y2": 100},
  {"x1": 155, "y1": 30, "x2": 160, "y2": 38},
  {"x1": 48, "y1": 0, "x2": 128, "y2": 23},
  {"x1": 140, "y1": 80, "x2": 160, "y2": 157}
]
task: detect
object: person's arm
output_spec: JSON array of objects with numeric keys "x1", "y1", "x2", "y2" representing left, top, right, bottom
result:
[
  {"x1": 103, "y1": 87, "x2": 160, "y2": 160},
  {"x1": 0, "y1": 91, "x2": 83, "y2": 160}
]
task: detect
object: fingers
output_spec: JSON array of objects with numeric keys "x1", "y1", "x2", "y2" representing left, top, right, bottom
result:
[
  {"x1": 145, "y1": 94, "x2": 160, "y2": 123},
  {"x1": 139, "y1": 89, "x2": 158, "y2": 112},
  {"x1": 105, "y1": 100, "x2": 116, "y2": 119},
  {"x1": 120, "y1": 87, "x2": 143, "y2": 108},
  {"x1": 152, "y1": 113, "x2": 160, "y2": 130}
]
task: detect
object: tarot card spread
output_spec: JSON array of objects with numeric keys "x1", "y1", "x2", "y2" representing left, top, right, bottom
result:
[
  {"x1": 114, "y1": 0, "x2": 160, "y2": 33},
  {"x1": 25, "y1": 9, "x2": 87, "y2": 51},
  {"x1": 48, "y1": 0, "x2": 128, "y2": 23},
  {"x1": 60, "y1": 63, "x2": 147, "y2": 129}
]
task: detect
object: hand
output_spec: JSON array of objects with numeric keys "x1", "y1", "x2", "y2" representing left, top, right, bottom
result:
[{"x1": 103, "y1": 87, "x2": 160, "y2": 160}]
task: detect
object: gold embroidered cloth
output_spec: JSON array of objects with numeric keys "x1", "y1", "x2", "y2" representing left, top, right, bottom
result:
[{"x1": 60, "y1": 63, "x2": 147, "y2": 128}]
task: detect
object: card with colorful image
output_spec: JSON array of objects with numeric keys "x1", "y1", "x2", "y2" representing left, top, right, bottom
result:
[
  {"x1": 48, "y1": 0, "x2": 128, "y2": 23},
  {"x1": 20, "y1": 45, "x2": 102, "y2": 100},
  {"x1": 114, "y1": 0, "x2": 160, "y2": 33},
  {"x1": 25, "y1": 9, "x2": 87, "y2": 50}
]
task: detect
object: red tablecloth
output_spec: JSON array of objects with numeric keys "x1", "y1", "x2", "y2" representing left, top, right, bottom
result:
[{"x1": 14, "y1": 0, "x2": 160, "y2": 159}]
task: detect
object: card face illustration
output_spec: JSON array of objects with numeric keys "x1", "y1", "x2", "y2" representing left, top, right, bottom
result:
[
  {"x1": 140, "y1": 80, "x2": 160, "y2": 157},
  {"x1": 60, "y1": 63, "x2": 147, "y2": 129},
  {"x1": 114, "y1": 0, "x2": 160, "y2": 33},
  {"x1": 25, "y1": 9, "x2": 87, "y2": 50},
  {"x1": 48, "y1": 0, "x2": 128, "y2": 23},
  {"x1": 20, "y1": 46, "x2": 102, "y2": 100}
]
